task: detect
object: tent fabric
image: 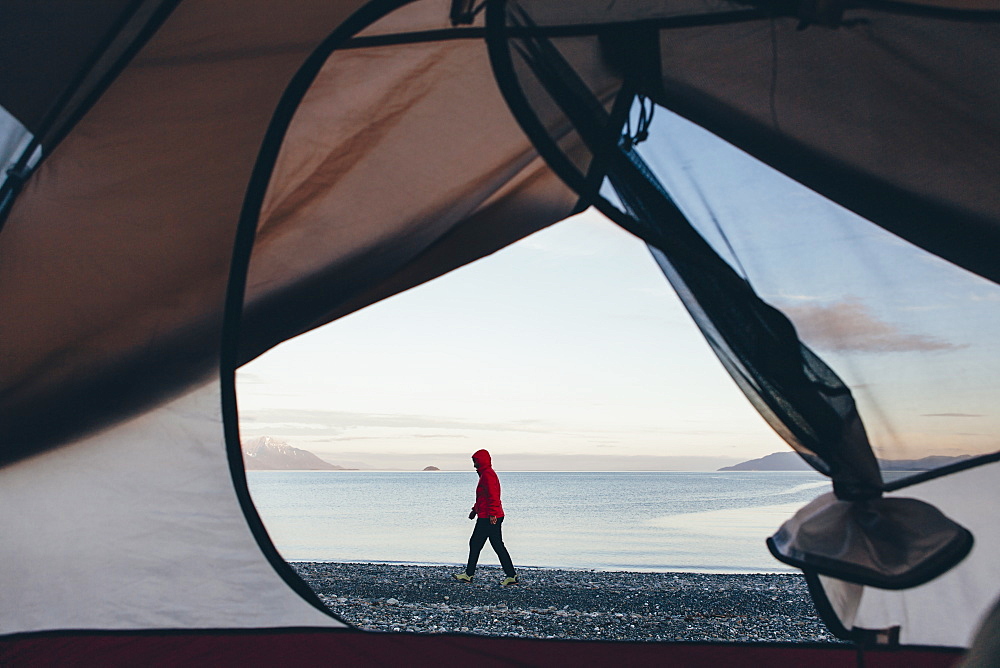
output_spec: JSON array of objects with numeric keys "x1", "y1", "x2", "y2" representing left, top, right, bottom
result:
[
  {"x1": 624, "y1": 8, "x2": 1000, "y2": 284},
  {"x1": 0, "y1": 381, "x2": 341, "y2": 636},
  {"x1": 481, "y1": 0, "x2": 1000, "y2": 22},
  {"x1": 0, "y1": 105, "x2": 39, "y2": 195},
  {"x1": 962, "y1": 596, "x2": 1000, "y2": 668},
  {"x1": 0, "y1": 0, "x2": 582, "y2": 466},
  {"x1": 808, "y1": 462, "x2": 1000, "y2": 648},
  {"x1": 0, "y1": 1, "x2": 148, "y2": 135},
  {"x1": 498, "y1": 0, "x2": 1000, "y2": 246},
  {"x1": 0, "y1": 0, "x2": 362, "y2": 464},
  {"x1": 767, "y1": 494, "x2": 973, "y2": 589},
  {"x1": 0, "y1": 1, "x2": 177, "y2": 223}
]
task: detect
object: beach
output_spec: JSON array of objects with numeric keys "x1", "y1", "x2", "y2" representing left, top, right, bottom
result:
[{"x1": 293, "y1": 562, "x2": 841, "y2": 643}]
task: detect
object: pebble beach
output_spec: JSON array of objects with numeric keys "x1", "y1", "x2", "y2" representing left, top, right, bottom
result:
[{"x1": 292, "y1": 562, "x2": 842, "y2": 643}]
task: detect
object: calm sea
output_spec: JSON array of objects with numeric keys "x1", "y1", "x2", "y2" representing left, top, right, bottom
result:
[{"x1": 246, "y1": 471, "x2": 830, "y2": 573}]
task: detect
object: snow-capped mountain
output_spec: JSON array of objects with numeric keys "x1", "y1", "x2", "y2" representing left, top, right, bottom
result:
[{"x1": 241, "y1": 436, "x2": 350, "y2": 470}]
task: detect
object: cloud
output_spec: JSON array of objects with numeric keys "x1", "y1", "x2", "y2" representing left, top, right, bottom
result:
[
  {"x1": 240, "y1": 407, "x2": 762, "y2": 443},
  {"x1": 780, "y1": 300, "x2": 962, "y2": 353},
  {"x1": 235, "y1": 371, "x2": 267, "y2": 385},
  {"x1": 284, "y1": 451, "x2": 751, "y2": 471},
  {"x1": 238, "y1": 408, "x2": 568, "y2": 436},
  {"x1": 518, "y1": 234, "x2": 598, "y2": 257},
  {"x1": 241, "y1": 420, "x2": 329, "y2": 430},
  {"x1": 921, "y1": 413, "x2": 983, "y2": 418}
]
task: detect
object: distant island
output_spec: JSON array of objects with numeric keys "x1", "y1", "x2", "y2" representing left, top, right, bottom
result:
[
  {"x1": 720, "y1": 451, "x2": 973, "y2": 472},
  {"x1": 241, "y1": 436, "x2": 355, "y2": 471},
  {"x1": 423, "y1": 466, "x2": 440, "y2": 471}
]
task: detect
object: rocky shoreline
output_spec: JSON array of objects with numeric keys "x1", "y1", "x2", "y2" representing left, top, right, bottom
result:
[{"x1": 292, "y1": 562, "x2": 843, "y2": 644}]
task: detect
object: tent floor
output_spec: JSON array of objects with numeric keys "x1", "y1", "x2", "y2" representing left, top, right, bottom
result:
[{"x1": 0, "y1": 628, "x2": 963, "y2": 667}]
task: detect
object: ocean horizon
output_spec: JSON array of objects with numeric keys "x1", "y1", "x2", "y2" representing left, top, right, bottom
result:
[{"x1": 247, "y1": 470, "x2": 831, "y2": 573}]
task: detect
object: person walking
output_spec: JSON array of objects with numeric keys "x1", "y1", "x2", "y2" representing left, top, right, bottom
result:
[{"x1": 453, "y1": 449, "x2": 518, "y2": 586}]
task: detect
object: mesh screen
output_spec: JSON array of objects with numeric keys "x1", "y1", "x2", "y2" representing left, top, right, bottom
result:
[{"x1": 632, "y1": 111, "x2": 1000, "y2": 477}]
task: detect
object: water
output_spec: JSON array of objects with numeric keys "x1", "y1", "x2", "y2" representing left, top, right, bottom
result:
[{"x1": 247, "y1": 471, "x2": 831, "y2": 573}]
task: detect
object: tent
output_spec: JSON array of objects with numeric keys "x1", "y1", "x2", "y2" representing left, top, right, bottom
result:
[{"x1": 1, "y1": 0, "x2": 997, "y2": 664}]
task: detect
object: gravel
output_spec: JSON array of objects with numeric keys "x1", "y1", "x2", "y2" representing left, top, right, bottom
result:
[{"x1": 291, "y1": 562, "x2": 844, "y2": 643}]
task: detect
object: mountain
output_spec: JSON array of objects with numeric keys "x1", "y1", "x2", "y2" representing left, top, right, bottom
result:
[
  {"x1": 423, "y1": 466, "x2": 440, "y2": 471},
  {"x1": 720, "y1": 451, "x2": 974, "y2": 472},
  {"x1": 879, "y1": 454, "x2": 972, "y2": 471},
  {"x1": 719, "y1": 452, "x2": 812, "y2": 471},
  {"x1": 241, "y1": 436, "x2": 353, "y2": 470}
]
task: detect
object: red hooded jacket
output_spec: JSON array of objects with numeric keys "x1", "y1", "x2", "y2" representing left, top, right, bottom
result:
[{"x1": 472, "y1": 449, "x2": 504, "y2": 518}]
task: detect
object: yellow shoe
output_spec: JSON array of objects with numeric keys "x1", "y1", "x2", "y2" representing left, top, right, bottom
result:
[
  {"x1": 501, "y1": 576, "x2": 519, "y2": 586},
  {"x1": 453, "y1": 572, "x2": 473, "y2": 582}
]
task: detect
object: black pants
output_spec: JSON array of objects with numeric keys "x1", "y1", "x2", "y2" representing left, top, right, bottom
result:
[{"x1": 465, "y1": 517, "x2": 516, "y2": 577}]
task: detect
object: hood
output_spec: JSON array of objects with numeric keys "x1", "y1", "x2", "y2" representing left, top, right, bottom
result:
[{"x1": 472, "y1": 449, "x2": 492, "y2": 469}]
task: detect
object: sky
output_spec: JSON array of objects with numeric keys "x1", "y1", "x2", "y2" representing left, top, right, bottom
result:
[
  {"x1": 237, "y1": 107, "x2": 1000, "y2": 471},
  {"x1": 237, "y1": 209, "x2": 789, "y2": 471}
]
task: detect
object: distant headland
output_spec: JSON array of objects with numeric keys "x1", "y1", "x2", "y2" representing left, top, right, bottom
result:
[{"x1": 720, "y1": 451, "x2": 973, "y2": 472}]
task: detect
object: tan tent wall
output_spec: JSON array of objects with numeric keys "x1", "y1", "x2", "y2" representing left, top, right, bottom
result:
[
  {"x1": 1, "y1": 0, "x2": 359, "y2": 462},
  {"x1": 0, "y1": 0, "x2": 596, "y2": 465},
  {"x1": 0, "y1": 380, "x2": 341, "y2": 635}
]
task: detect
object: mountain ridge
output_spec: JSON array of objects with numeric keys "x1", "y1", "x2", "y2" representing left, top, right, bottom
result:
[
  {"x1": 719, "y1": 451, "x2": 974, "y2": 472},
  {"x1": 241, "y1": 436, "x2": 355, "y2": 471}
]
